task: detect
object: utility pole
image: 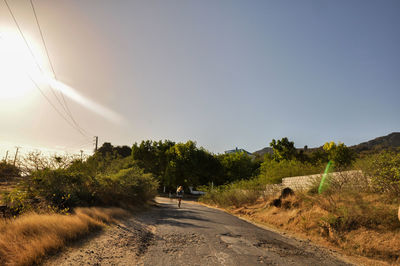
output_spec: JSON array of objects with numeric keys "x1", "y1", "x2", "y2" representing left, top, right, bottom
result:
[
  {"x1": 94, "y1": 136, "x2": 98, "y2": 152},
  {"x1": 13, "y1": 147, "x2": 20, "y2": 166},
  {"x1": 80, "y1": 150, "x2": 83, "y2": 161},
  {"x1": 4, "y1": 150, "x2": 8, "y2": 162}
]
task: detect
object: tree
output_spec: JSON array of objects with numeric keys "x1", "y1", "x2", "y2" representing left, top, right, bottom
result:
[
  {"x1": 309, "y1": 149, "x2": 329, "y2": 165},
  {"x1": 163, "y1": 141, "x2": 221, "y2": 190},
  {"x1": 270, "y1": 137, "x2": 297, "y2": 161},
  {"x1": 97, "y1": 143, "x2": 132, "y2": 158},
  {"x1": 131, "y1": 140, "x2": 175, "y2": 179},
  {"x1": 323, "y1": 141, "x2": 355, "y2": 169},
  {"x1": 217, "y1": 152, "x2": 258, "y2": 184}
]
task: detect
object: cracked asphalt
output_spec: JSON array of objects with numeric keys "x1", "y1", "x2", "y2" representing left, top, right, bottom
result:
[
  {"x1": 45, "y1": 197, "x2": 352, "y2": 266},
  {"x1": 138, "y1": 197, "x2": 351, "y2": 265}
]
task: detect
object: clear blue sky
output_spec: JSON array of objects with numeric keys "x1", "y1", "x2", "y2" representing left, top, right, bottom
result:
[{"x1": 0, "y1": 0, "x2": 399, "y2": 155}]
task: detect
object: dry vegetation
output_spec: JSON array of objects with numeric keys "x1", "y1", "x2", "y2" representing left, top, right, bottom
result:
[
  {"x1": 223, "y1": 192, "x2": 400, "y2": 264},
  {"x1": 0, "y1": 207, "x2": 130, "y2": 266},
  {"x1": 200, "y1": 149, "x2": 400, "y2": 264}
]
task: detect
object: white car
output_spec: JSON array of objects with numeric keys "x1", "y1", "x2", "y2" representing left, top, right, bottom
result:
[{"x1": 188, "y1": 186, "x2": 206, "y2": 195}]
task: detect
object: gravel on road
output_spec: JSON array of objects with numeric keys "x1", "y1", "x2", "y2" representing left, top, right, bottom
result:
[{"x1": 45, "y1": 197, "x2": 352, "y2": 266}]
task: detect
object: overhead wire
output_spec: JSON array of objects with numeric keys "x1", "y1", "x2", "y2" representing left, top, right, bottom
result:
[
  {"x1": 3, "y1": 0, "x2": 68, "y2": 116},
  {"x1": 29, "y1": 0, "x2": 90, "y2": 136},
  {"x1": 2, "y1": 0, "x2": 90, "y2": 139},
  {"x1": 28, "y1": 74, "x2": 88, "y2": 138}
]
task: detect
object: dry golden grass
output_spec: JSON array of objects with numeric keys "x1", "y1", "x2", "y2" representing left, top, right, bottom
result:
[
  {"x1": 0, "y1": 207, "x2": 130, "y2": 266},
  {"x1": 224, "y1": 192, "x2": 400, "y2": 264}
]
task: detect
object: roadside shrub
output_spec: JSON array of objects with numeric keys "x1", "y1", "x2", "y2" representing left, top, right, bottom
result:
[
  {"x1": 97, "y1": 166, "x2": 158, "y2": 205},
  {"x1": 2, "y1": 188, "x2": 32, "y2": 214},
  {"x1": 317, "y1": 191, "x2": 400, "y2": 235},
  {"x1": 259, "y1": 159, "x2": 324, "y2": 184},
  {"x1": 357, "y1": 151, "x2": 400, "y2": 196},
  {"x1": 0, "y1": 162, "x2": 20, "y2": 181},
  {"x1": 4, "y1": 164, "x2": 158, "y2": 212},
  {"x1": 200, "y1": 180, "x2": 262, "y2": 208},
  {"x1": 29, "y1": 168, "x2": 95, "y2": 208}
]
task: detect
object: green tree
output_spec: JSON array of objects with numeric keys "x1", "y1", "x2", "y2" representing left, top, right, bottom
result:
[
  {"x1": 163, "y1": 141, "x2": 221, "y2": 190},
  {"x1": 131, "y1": 140, "x2": 175, "y2": 179},
  {"x1": 309, "y1": 149, "x2": 329, "y2": 165},
  {"x1": 323, "y1": 141, "x2": 355, "y2": 169},
  {"x1": 217, "y1": 152, "x2": 258, "y2": 184},
  {"x1": 270, "y1": 137, "x2": 297, "y2": 161}
]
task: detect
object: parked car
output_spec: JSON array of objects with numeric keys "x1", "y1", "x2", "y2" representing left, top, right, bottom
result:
[{"x1": 188, "y1": 186, "x2": 206, "y2": 195}]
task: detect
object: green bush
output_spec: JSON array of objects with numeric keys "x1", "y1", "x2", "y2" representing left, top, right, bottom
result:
[
  {"x1": 30, "y1": 168, "x2": 95, "y2": 208},
  {"x1": 258, "y1": 159, "x2": 324, "y2": 184},
  {"x1": 357, "y1": 151, "x2": 400, "y2": 196},
  {"x1": 2, "y1": 189, "x2": 32, "y2": 213},
  {"x1": 4, "y1": 162, "x2": 158, "y2": 212},
  {"x1": 97, "y1": 166, "x2": 158, "y2": 205},
  {"x1": 200, "y1": 177, "x2": 264, "y2": 207}
]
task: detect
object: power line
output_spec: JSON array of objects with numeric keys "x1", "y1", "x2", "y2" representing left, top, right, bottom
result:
[
  {"x1": 28, "y1": 75, "x2": 89, "y2": 138},
  {"x1": 0, "y1": 30, "x2": 88, "y2": 137},
  {"x1": 3, "y1": 0, "x2": 66, "y2": 112},
  {"x1": 29, "y1": 0, "x2": 89, "y2": 136},
  {"x1": 2, "y1": 0, "x2": 89, "y2": 138}
]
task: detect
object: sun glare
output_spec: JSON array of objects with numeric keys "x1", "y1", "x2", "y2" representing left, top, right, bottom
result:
[
  {"x1": 0, "y1": 30, "x2": 124, "y2": 124},
  {"x1": 45, "y1": 76, "x2": 124, "y2": 124},
  {"x1": 0, "y1": 31, "x2": 41, "y2": 100}
]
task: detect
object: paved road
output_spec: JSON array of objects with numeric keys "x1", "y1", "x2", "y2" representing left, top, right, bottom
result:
[
  {"x1": 46, "y1": 197, "x2": 351, "y2": 265},
  {"x1": 136, "y1": 197, "x2": 350, "y2": 266}
]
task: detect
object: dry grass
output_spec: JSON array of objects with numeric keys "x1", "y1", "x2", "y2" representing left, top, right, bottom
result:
[
  {"x1": 0, "y1": 207, "x2": 130, "y2": 266},
  {"x1": 225, "y1": 192, "x2": 400, "y2": 264}
]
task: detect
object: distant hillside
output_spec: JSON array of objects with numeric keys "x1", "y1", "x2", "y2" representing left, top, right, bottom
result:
[
  {"x1": 350, "y1": 132, "x2": 400, "y2": 153},
  {"x1": 252, "y1": 147, "x2": 273, "y2": 157},
  {"x1": 253, "y1": 132, "x2": 400, "y2": 157}
]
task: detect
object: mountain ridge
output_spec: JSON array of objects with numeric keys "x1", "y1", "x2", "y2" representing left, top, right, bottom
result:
[{"x1": 253, "y1": 132, "x2": 400, "y2": 156}]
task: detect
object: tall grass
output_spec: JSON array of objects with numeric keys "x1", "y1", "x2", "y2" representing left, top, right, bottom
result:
[
  {"x1": 260, "y1": 191, "x2": 400, "y2": 262},
  {"x1": 200, "y1": 177, "x2": 266, "y2": 207},
  {"x1": 0, "y1": 207, "x2": 129, "y2": 266}
]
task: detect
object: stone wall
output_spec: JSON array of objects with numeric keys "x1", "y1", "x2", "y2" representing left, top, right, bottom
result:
[{"x1": 265, "y1": 170, "x2": 364, "y2": 193}]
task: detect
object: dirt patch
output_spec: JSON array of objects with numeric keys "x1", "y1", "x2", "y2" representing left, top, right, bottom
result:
[{"x1": 44, "y1": 216, "x2": 155, "y2": 265}]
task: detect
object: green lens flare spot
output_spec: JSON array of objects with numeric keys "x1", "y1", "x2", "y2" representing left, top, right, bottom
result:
[{"x1": 318, "y1": 160, "x2": 333, "y2": 194}]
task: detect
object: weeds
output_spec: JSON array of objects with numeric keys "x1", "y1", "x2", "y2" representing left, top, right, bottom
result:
[{"x1": 0, "y1": 207, "x2": 129, "y2": 266}]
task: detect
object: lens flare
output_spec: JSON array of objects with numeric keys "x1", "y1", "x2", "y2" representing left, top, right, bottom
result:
[
  {"x1": 318, "y1": 160, "x2": 333, "y2": 194},
  {"x1": 45, "y1": 76, "x2": 124, "y2": 124}
]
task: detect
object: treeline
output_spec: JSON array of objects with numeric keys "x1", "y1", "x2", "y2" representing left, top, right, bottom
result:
[
  {"x1": 0, "y1": 139, "x2": 259, "y2": 215},
  {"x1": 2, "y1": 136, "x2": 398, "y2": 216},
  {"x1": 131, "y1": 140, "x2": 259, "y2": 191},
  {"x1": 202, "y1": 137, "x2": 400, "y2": 207}
]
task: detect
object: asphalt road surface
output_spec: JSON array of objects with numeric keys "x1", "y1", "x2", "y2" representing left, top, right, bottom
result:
[
  {"x1": 46, "y1": 197, "x2": 352, "y2": 266},
  {"x1": 138, "y1": 197, "x2": 350, "y2": 266}
]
